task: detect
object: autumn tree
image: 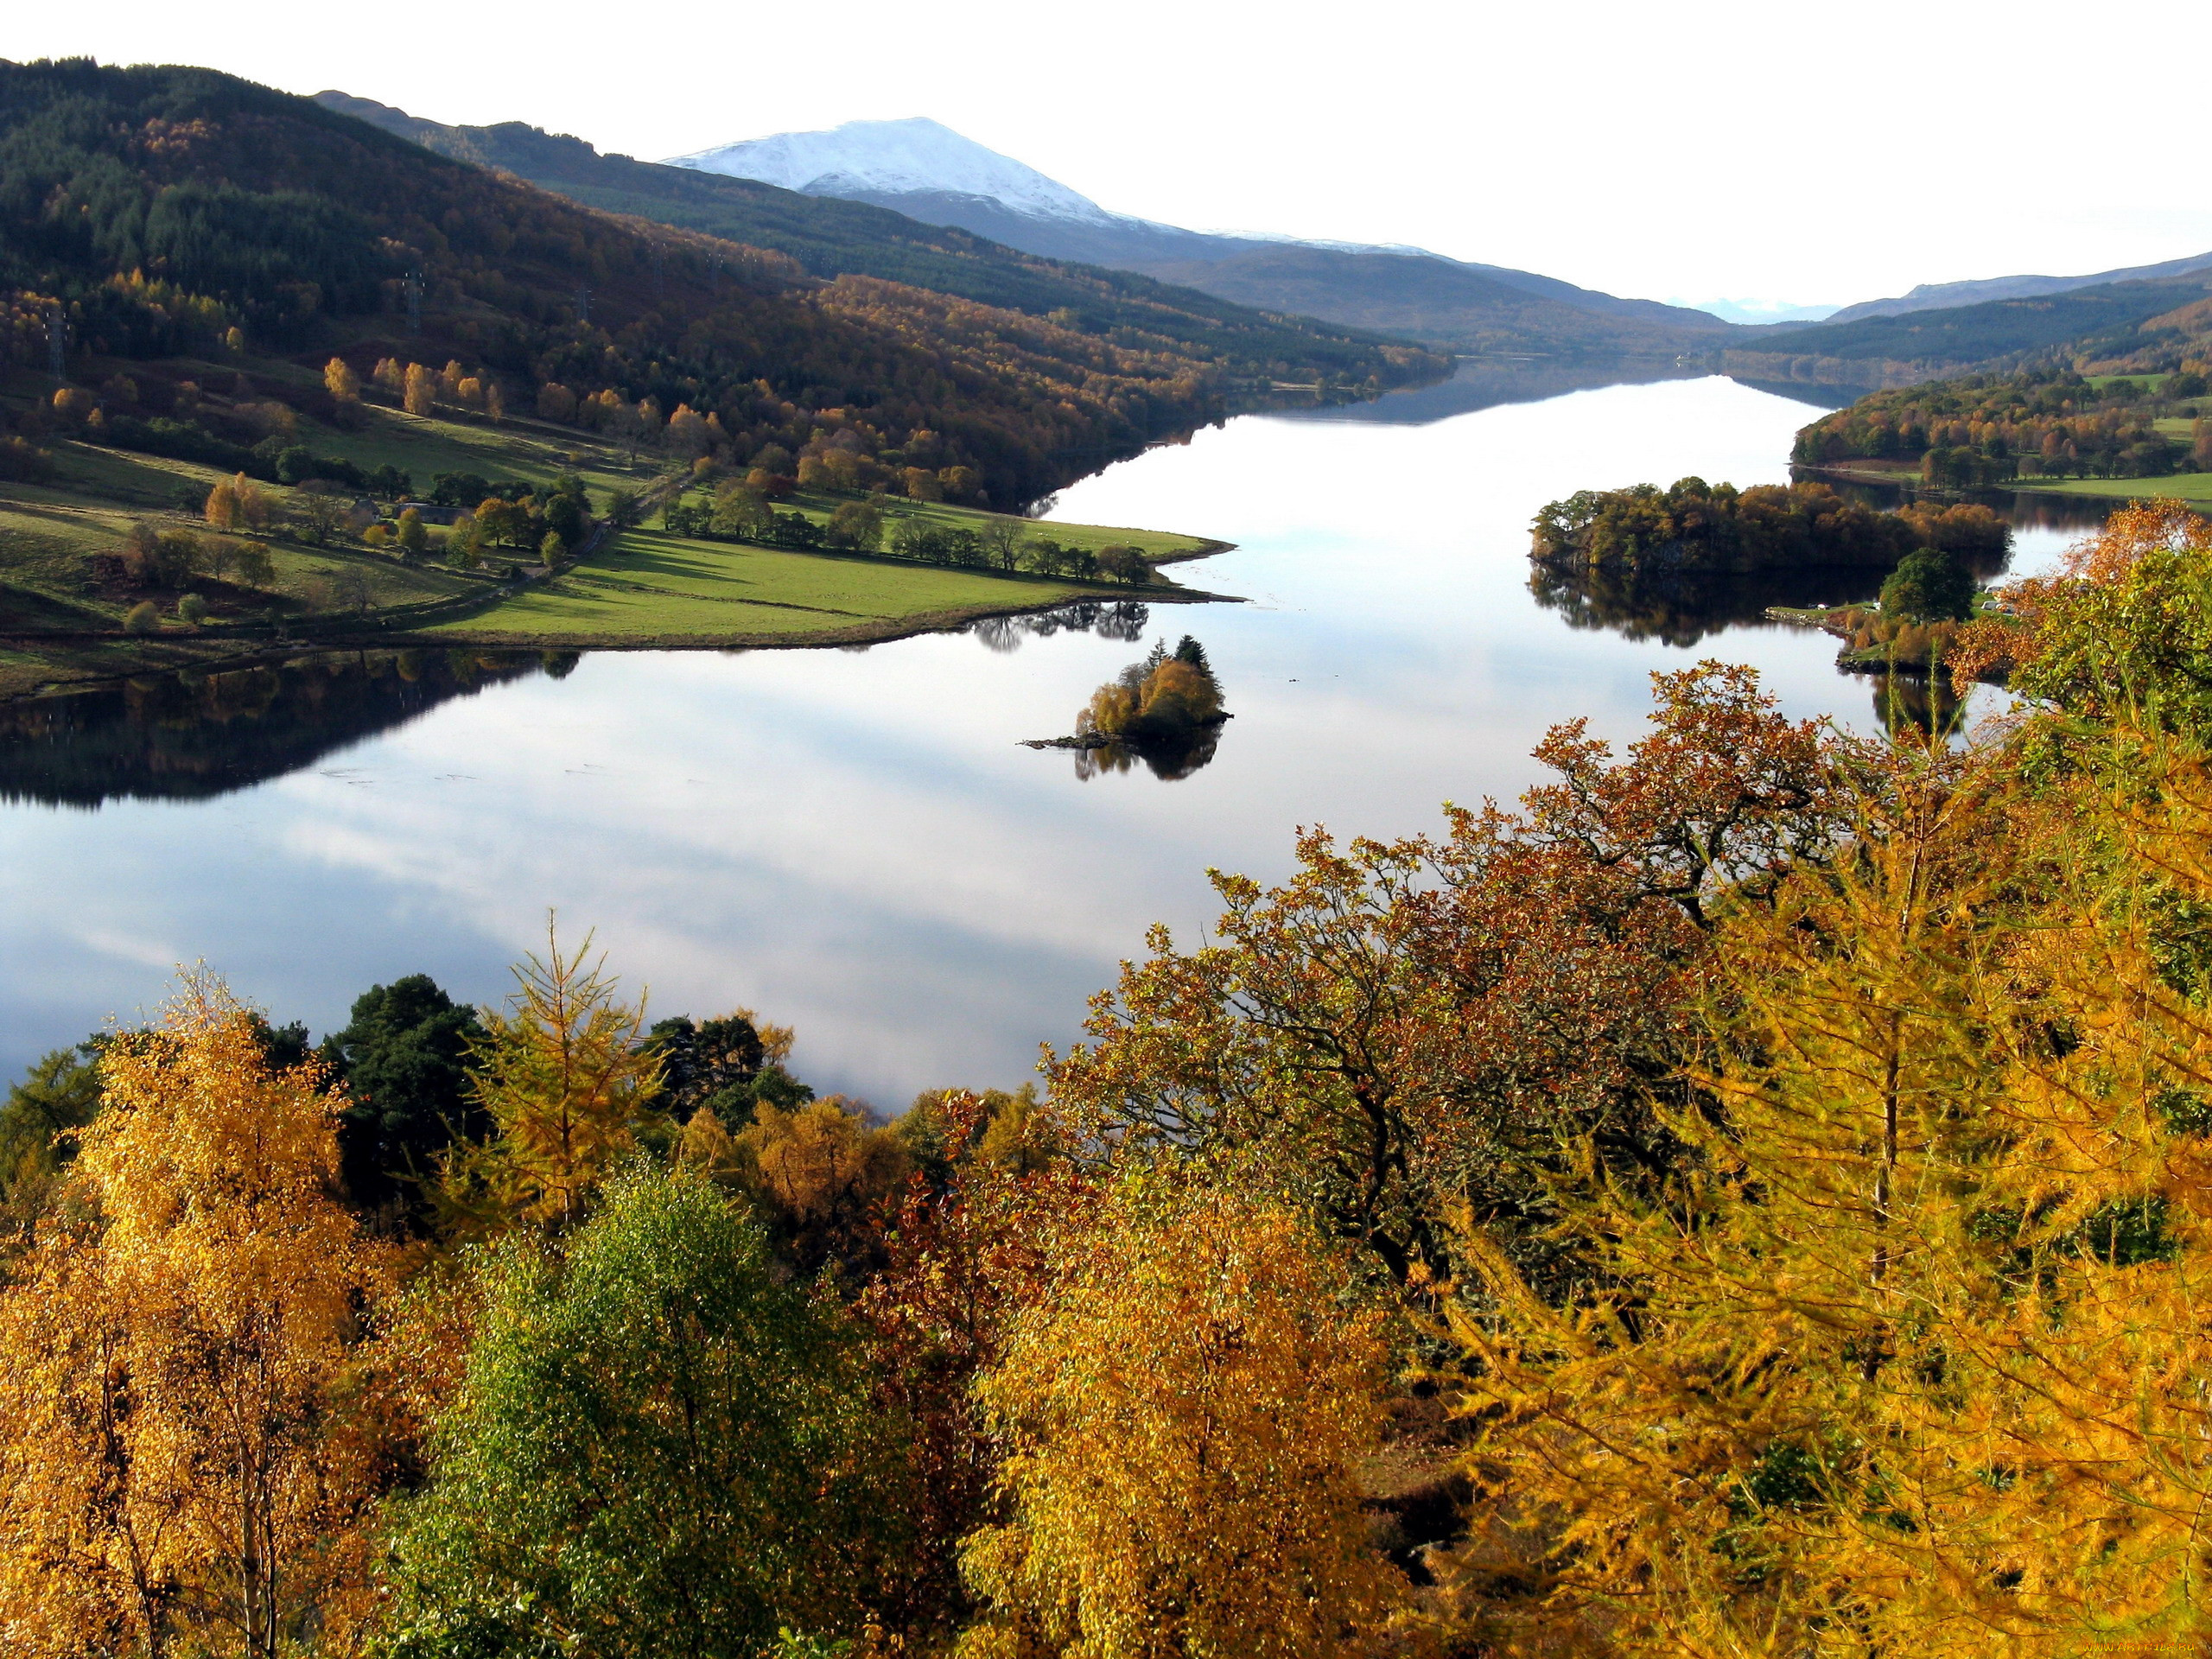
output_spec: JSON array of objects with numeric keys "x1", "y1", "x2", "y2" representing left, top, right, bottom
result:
[
  {"x1": 378, "y1": 1164, "x2": 893, "y2": 1657},
  {"x1": 202, "y1": 479, "x2": 240, "y2": 531},
  {"x1": 322, "y1": 356, "x2": 360, "y2": 425},
  {"x1": 394, "y1": 506, "x2": 428, "y2": 558},
  {"x1": 446, "y1": 922, "x2": 664, "y2": 1230},
  {"x1": 402, "y1": 362, "x2": 434, "y2": 418},
  {"x1": 958, "y1": 1175, "x2": 1404, "y2": 1658},
  {"x1": 827, "y1": 499, "x2": 884, "y2": 551},
  {"x1": 851, "y1": 1090, "x2": 1088, "y2": 1640},
  {"x1": 1050, "y1": 663, "x2": 1852, "y2": 1287},
  {"x1": 0, "y1": 976, "x2": 394, "y2": 1659},
  {"x1": 1442, "y1": 718, "x2": 2212, "y2": 1655}
]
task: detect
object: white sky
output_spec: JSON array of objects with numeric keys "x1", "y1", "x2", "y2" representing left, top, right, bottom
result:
[{"x1": 10, "y1": 0, "x2": 2209, "y2": 310}]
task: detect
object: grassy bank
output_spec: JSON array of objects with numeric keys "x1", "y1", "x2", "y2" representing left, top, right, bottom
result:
[
  {"x1": 2015, "y1": 472, "x2": 2212, "y2": 504},
  {"x1": 423, "y1": 525, "x2": 1191, "y2": 648},
  {"x1": 0, "y1": 369, "x2": 1230, "y2": 698}
]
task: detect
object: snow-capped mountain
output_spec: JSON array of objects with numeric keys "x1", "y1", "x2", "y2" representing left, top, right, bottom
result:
[
  {"x1": 660, "y1": 117, "x2": 1735, "y2": 352},
  {"x1": 668, "y1": 118, "x2": 1122, "y2": 227}
]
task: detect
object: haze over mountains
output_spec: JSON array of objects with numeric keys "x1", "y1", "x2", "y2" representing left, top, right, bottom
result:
[
  {"x1": 668, "y1": 118, "x2": 1738, "y2": 356},
  {"x1": 321, "y1": 95, "x2": 2212, "y2": 387}
]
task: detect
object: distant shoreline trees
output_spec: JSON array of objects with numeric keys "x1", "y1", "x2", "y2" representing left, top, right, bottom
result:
[{"x1": 1532, "y1": 477, "x2": 2009, "y2": 576}]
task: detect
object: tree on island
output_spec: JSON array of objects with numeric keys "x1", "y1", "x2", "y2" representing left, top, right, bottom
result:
[{"x1": 1880, "y1": 544, "x2": 1975, "y2": 623}]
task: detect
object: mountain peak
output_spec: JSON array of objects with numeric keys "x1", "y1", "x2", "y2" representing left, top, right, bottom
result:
[{"x1": 664, "y1": 117, "x2": 1118, "y2": 226}]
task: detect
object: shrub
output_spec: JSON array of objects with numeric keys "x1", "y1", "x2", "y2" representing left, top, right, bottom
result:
[
  {"x1": 175, "y1": 594, "x2": 208, "y2": 626},
  {"x1": 122, "y1": 601, "x2": 161, "y2": 635}
]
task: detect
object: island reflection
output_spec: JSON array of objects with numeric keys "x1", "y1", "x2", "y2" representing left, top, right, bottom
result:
[
  {"x1": 1017, "y1": 634, "x2": 1230, "y2": 781},
  {"x1": 0, "y1": 648, "x2": 559, "y2": 809},
  {"x1": 1528, "y1": 561, "x2": 1890, "y2": 648}
]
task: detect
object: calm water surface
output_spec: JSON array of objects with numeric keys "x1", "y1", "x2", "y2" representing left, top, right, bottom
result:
[{"x1": 0, "y1": 372, "x2": 2097, "y2": 1101}]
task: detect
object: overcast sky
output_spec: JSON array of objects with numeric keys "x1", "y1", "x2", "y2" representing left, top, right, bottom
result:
[{"x1": 10, "y1": 0, "x2": 2208, "y2": 310}]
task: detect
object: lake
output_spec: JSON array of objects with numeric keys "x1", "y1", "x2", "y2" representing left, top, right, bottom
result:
[{"x1": 0, "y1": 369, "x2": 2101, "y2": 1103}]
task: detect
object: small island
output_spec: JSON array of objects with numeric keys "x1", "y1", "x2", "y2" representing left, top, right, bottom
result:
[
  {"x1": 1530, "y1": 477, "x2": 2008, "y2": 575},
  {"x1": 1024, "y1": 635, "x2": 1229, "y2": 780}
]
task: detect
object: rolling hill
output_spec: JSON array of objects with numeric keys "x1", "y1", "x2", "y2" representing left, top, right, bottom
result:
[
  {"x1": 313, "y1": 93, "x2": 1443, "y2": 397},
  {"x1": 1721, "y1": 271, "x2": 2212, "y2": 390},
  {"x1": 1821, "y1": 249, "x2": 2212, "y2": 324},
  {"x1": 0, "y1": 60, "x2": 1440, "y2": 510}
]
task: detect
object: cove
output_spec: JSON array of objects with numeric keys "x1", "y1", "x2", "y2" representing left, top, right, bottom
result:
[{"x1": 0, "y1": 370, "x2": 2093, "y2": 1103}]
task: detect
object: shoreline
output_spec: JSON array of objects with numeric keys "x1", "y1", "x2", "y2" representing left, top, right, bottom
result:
[{"x1": 0, "y1": 542, "x2": 1245, "y2": 705}]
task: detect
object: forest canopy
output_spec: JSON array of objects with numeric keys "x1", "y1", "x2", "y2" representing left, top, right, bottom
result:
[{"x1": 12, "y1": 505, "x2": 2212, "y2": 1654}]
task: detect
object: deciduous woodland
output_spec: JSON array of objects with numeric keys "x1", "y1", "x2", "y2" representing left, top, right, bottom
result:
[
  {"x1": 1796, "y1": 363, "x2": 2212, "y2": 486},
  {"x1": 10, "y1": 501, "x2": 2212, "y2": 1656},
  {"x1": 0, "y1": 60, "x2": 1440, "y2": 512}
]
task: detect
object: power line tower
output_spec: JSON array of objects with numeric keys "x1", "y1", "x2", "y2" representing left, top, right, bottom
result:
[
  {"x1": 575, "y1": 284, "x2": 591, "y2": 326},
  {"x1": 47, "y1": 306, "x2": 68, "y2": 384},
  {"x1": 404, "y1": 268, "x2": 423, "y2": 334}
]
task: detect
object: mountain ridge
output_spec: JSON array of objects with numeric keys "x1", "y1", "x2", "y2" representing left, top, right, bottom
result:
[
  {"x1": 666, "y1": 116, "x2": 1737, "y2": 354},
  {"x1": 1821, "y1": 249, "x2": 2212, "y2": 325}
]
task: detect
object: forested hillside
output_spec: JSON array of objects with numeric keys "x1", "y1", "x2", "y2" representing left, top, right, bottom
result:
[
  {"x1": 0, "y1": 60, "x2": 1439, "y2": 505},
  {"x1": 1725, "y1": 271, "x2": 2212, "y2": 389},
  {"x1": 1797, "y1": 363, "x2": 2212, "y2": 486},
  {"x1": 315, "y1": 92, "x2": 1439, "y2": 391}
]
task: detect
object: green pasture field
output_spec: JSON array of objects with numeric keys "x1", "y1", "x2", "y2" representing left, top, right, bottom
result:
[
  {"x1": 0, "y1": 352, "x2": 1230, "y2": 690},
  {"x1": 429, "y1": 526, "x2": 1119, "y2": 645},
  {"x1": 2018, "y1": 472, "x2": 2212, "y2": 505}
]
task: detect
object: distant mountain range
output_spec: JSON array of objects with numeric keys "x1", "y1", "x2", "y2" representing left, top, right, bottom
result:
[
  {"x1": 1822, "y1": 249, "x2": 2212, "y2": 324},
  {"x1": 326, "y1": 96, "x2": 2212, "y2": 390},
  {"x1": 667, "y1": 118, "x2": 1737, "y2": 356}
]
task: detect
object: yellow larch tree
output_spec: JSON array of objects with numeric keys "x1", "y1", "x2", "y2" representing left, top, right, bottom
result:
[
  {"x1": 451, "y1": 921, "x2": 664, "y2": 1230},
  {"x1": 0, "y1": 974, "x2": 395, "y2": 1659},
  {"x1": 402, "y1": 362, "x2": 434, "y2": 418},
  {"x1": 1445, "y1": 728, "x2": 2212, "y2": 1656}
]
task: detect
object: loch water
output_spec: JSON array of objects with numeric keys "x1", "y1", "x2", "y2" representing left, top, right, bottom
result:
[{"x1": 0, "y1": 368, "x2": 2108, "y2": 1100}]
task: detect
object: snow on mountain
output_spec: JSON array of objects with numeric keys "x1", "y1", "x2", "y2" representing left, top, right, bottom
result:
[{"x1": 665, "y1": 117, "x2": 1121, "y2": 226}]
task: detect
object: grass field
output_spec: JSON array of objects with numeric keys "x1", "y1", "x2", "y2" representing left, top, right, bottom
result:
[
  {"x1": 430, "y1": 527, "x2": 1116, "y2": 644},
  {"x1": 2018, "y1": 473, "x2": 2212, "y2": 504},
  {"x1": 0, "y1": 351, "x2": 1229, "y2": 690}
]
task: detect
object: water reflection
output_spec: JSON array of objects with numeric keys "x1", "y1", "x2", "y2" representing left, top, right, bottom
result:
[
  {"x1": 1269, "y1": 358, "x2": 1877, "y2": 431},
  {"x1": 1864, "y1": 667, "x2": 1967, "y2": 739},
  {"x1": 1272, "y1": 357, "x2": 1703, "y2": 427},
  {"x1": 1529, "y1": 562, "x2": 1885, "y2": 648},
  {"x1": 1529, "y1": 532, "x2": 2014, "y2": 650},
  {"x1": 0, "y1": 649, "x2": 556, "y2": 809},
  {"x1": 965, "y1": 601, "x2": 1151, "y2": 653},
  {"x1": 0, "y1": 375, "x2": 1982, "y2": 1103}
]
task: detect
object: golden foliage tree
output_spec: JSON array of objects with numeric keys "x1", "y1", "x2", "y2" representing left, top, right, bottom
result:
[
  {"x1": 0, "y1": 975, "x2": 394, "y2": 1659},
  {"x1": 451, "y1": 922, "x2": 664, "y2": 1230},
  {"x1": 322, "y1": 355, "x2": 359, "y2": 404},
  {"x1": 402, "y1": 361, "x2": 434, "y2": 418},
  {"x1": 958, "y1": 1178, "x2": 1403, "y2": 1659},
  {"x1": 1443, "y1": 728, "x2": 2212, "y2": 1655}
]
